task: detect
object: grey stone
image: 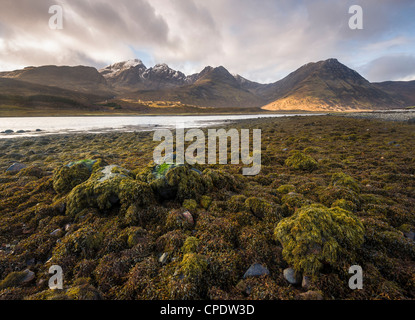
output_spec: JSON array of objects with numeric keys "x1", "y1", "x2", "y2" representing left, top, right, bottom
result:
[
  {"x1": 21, "y1": 269, "x2": 35, "y2": 283},
  {"x1": 6, "y1": 162, "x2": 27, "y2": 173},
  {"x1": 243, "y1": 263, "x2": 270, "y2": 279},
  {"x1": 50, "y1": 229, "x2": 62, "y2": 237},
  {"x1": 283, "y1": 268, "x2": 302, "y2": 285}
]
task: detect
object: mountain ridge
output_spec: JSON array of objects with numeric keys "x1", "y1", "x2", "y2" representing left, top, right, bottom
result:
[{"x1": 1, "y1": 58, "x2": 414, "y2": 112}]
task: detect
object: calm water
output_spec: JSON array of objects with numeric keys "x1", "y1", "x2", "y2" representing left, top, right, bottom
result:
[{"x1": 0, "y1": 114, "x2": 324, "y2": 139}]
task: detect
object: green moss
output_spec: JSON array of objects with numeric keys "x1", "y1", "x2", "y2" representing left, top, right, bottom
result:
[
  {"x1": 66, "y1": 278, "x2": 102, "y2": 300},
  {"x1": 200, "y1": 195, "x2": 212, "y2": 210},
  {"x1": 227, "y1": 195, "x2": 247, "y2": 213},
  {"x1": 285, "y1": 151, "x2": 318, "y2": 171},
  {"x1": 53, "y1": 160, "x2": 94, "y2": 194},
  {"x1": 52, "y1": 226, "x2": 104, "y2": 260},
  {"x1": 274, "y1": 204, "x2": 364, "y2": 275},
  {"x1": 183, "y1": 199, "x2": 198, "y2": 212},
  {"x1": 331, "y1": 172, "x2": 360, "y2": 193},
  {"x1": 331, "y1": 199, "x2": 357, "y2": 212},
  {"x1": 178, "y1": 253, "x2": 208, "y2": 280},
  {"x1": 244, "y1": 197, "x2": 274, "y2": 219},
  {"x1": 0, "y1": 271, "x2": 27, "y2": 290},
  {"x1": 182, "y1": 237, "x2": 200, "y2": 254},
  {"x1": 149, "y1": 165, "x2": 205, "y2": 201},
  {"x1": 277, "y1": 184, "x2": 296, "y2": 194},
  {"x1": 65, "y1": 165, "x2": 154, "y2": 217},
  {"x1": 318, "y1": 186, "x2": 361, "y2": 208}
]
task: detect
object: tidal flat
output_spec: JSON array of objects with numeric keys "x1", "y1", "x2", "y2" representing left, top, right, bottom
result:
[{"x1": 0, "y1": 115, "x2": 414, "y2": 300}]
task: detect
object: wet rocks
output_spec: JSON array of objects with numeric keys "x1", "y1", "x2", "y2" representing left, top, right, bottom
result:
[{"x1": 243, "y1": 264, "x2": 270, "y2": 279}]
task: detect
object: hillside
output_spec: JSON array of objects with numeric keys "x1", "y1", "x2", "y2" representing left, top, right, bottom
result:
[{"x1": 260, "y1": 59, "x2": 404, "y2": 111}]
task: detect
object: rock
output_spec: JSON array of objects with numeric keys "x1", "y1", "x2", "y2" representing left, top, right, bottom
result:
[
  {"x1": 35, "y1": 129, "x2": 42, "y2": 132},
  {"x1": 21, "y1": 269, "x2": 35, "y2": 283},
  {"x1": 4, "y1": 130, "x2": 14, "y2": 134},
  {"x1": 404, "y1": 229, "x2": 415, "y2": 241},
  {"x1": 302, "y1": 276, "x2": 311, "y2": 289},
  {"x1": 6, "y1": 162, "x2": 27, "y2": 173},
  {"x1": 298, "y1": 290, "x2": 323, "y2": 300},
  {"x1": 98, "y1": 164, "x2": 129, "y2": 182},
  {"x1": 181, "y1": 211, "x2": 194, "y2": 226},
  {"x1": 283, "y1": 268, "x2": 302, "y2": 285},
  {"x1": 243, "y1": 263, "x2": 270, "y2": 279},
  {"x1": 50, "y1": 229, "x2": 62, "y2": 237},
  {"x1": 16, "y1": 130, "x2": 25, "y2": 133},
  {"x1": 159, "y1": 252, "x2": 169, "y2": 264}
]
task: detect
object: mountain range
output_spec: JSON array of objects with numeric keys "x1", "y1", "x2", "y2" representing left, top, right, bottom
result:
[{"x1": 1, "y1": 58, "x2": 414, "y2": 114}]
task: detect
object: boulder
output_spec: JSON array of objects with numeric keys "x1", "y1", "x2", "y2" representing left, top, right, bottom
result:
[{"x1": 243, "y1": 264, "x2": 270, "y2": 279}]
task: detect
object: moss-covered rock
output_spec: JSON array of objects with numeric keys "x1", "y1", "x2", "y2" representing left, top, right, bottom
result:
[
  {"x1": 182, "y1": 237, "x2": 200, "y2": 254},
  {"x1": 274, "y1": 204, "x2": 364, "y2": 275},
  {"x1": 148, "y1": 165, "x2": 205, "y2": 202},
  {"x1": 331, "y1": 172, "x2": 360, "y2": 193},
  {"x1": 285, "y1": 151, "x2": 318, "y2": 171},
  {"x1": 65, "y1": 164, "x2": 154, "y2": 217},
  {"x1": 277, "y1": 184, "x2": 296, "y2": 194},
  {"x1": 244, "y1": 197, "x2": 274, "y2": 219},
  {"x1": 53, "y1": 160, "x2": 97, "y2": 194}
]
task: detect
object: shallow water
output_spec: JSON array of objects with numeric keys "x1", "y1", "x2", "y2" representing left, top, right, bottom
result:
[{"x1": 0, "y1": 114, "x2": 324, "y2": 139}]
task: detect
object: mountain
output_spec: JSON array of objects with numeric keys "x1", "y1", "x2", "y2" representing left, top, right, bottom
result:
[
  {"x1": 0, "y1": 65, "x2": 111, "y2": 96},
  {"x1": 260, "y1": 59, "x2": 404, "y2": 111},
  {"x1": 1, "y1": 58, "x2": 414, "y2": 113},
  {"x1": 100, "y1": 59, "x2": 189, "y2": 91},
  {"x1": 373, "y1": 80, "x2": 415, "y2": 107},
  {"x1": 127, "y1": 65, "x2": 266, "y2": 108}
]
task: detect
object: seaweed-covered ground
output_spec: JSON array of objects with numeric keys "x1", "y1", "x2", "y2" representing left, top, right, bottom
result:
[{"x1": 0, "y1": 115, "x2": 414, "y2": 300}]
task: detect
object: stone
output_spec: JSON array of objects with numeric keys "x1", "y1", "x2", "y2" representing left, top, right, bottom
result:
[
  {"x1": 4, "y1": 130, "x2": 14, "y2": 134},
  {"x1": 298, "y1": 290, "x2": 323, "y2": 300},
  {"x1": 181, "y1": 211, "x2": 194, "y2": 226},
  {"x1": 302, "y1": 276, "x2": 311, "y2": 289},
  {"x1": 159, "y1": 252, "x2": 169, "y2": 264},
  {"x1": 404, "y1": 229, "x2": 415, "y2": 241},
  {"x1": 21, "y1": 269, "x2": 35, "y2": 283},
  {"x1": 243, "y1": 263, "x2": 270, "y2": 279},
  {"x1": 6, "y1": 162, "x2": 27, "y2": 173},
  {"x1": 50, "y1": 229, "x2": 62, "y2": 237},
  {"x1": 283, "y1": 268, "x2": 302, "y2": 285}
]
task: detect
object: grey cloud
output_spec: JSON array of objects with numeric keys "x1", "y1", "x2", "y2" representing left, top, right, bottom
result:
[
  {"x1": 0, "y1": 0, "x2": 414, "y2": 82},
  {"x1": 361, "y1": 54, "x2": 415, "y2": 82}
]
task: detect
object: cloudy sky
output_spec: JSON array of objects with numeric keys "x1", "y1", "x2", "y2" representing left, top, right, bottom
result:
[{"x1": 0, "y1": 0, "x2": 414, "y2": 83}]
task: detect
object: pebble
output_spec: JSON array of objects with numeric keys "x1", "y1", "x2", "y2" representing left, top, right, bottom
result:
[
  {"x1": 283, "y1": 268, "x2": 302, "y2": 285},
  {"x1": 181, "y1": 211, "x2": 194, "y2": 226},
  {"x1": 159, "y1": 252, "x2": 169, "y2": 264},
  {"x1": 21, "y1": 269, "x2": 35, "y2": 283}
]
